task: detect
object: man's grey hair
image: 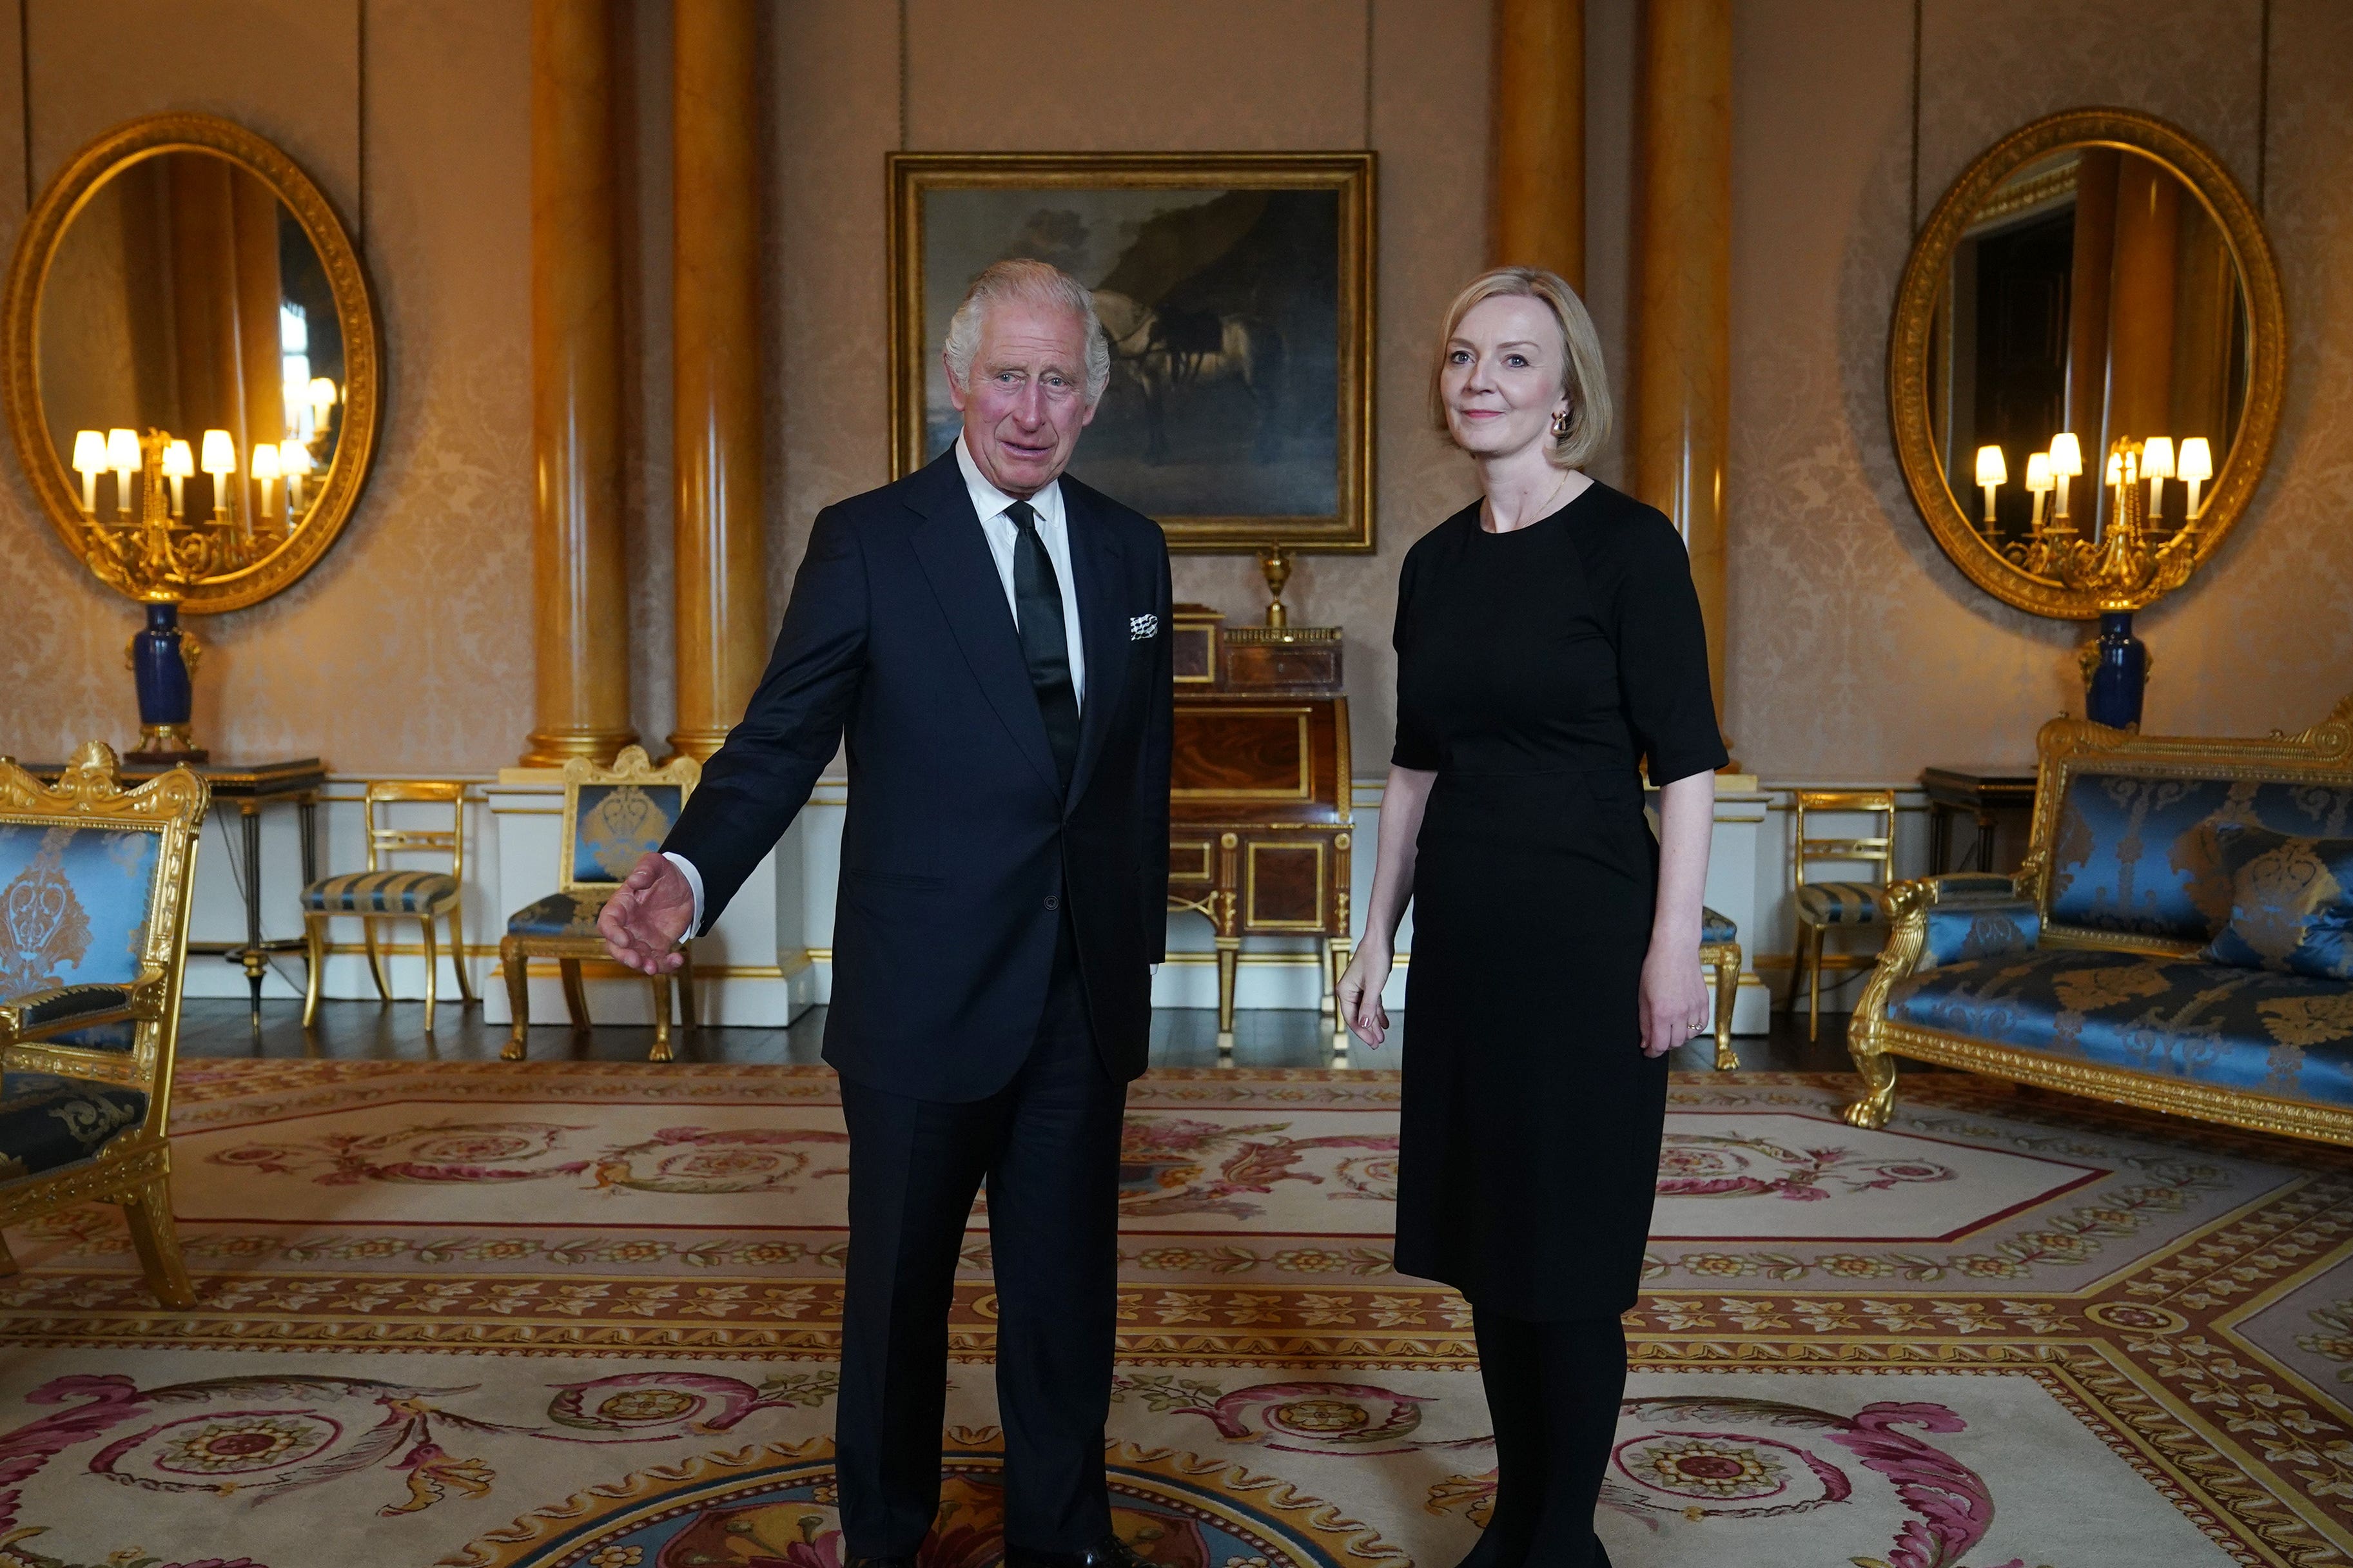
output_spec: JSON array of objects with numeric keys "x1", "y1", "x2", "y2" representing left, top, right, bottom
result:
[{"x1": 942, "y1": 258, "x2": 1112, "y2": 407}]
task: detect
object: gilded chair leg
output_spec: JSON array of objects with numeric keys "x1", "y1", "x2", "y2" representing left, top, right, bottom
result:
[
  {"x1": 447, "y1": 903, "x2": 478, "y2": 1005},
  {"x1": 500, "y1": 937, "x2": 531, "y2": 1061},
  {"x1": 677, "y1": 952, "x2": 699, "y2": 1031},
  {"x1": 363, "y1": 918, "x2": 394, "y2": 1003},
  {"x1": 1712, "y1": 949, "x2": 1741, "y2": 1072},
  {"x1": 420, "y1": 916, "x2": 440, "y2": 1036},
  {"x1": 1214, "y1": 936, "x2": 1240, "y2": 1056},
  {"x1": 649, "y1": 974, "x2": 675, "y2": 1063},
  {"x1": 121, "y1": 1178, "x2": 196, "y2": 1310},
  {"x1": 560, "y1": 960, "x2": 591, "y2": 1033},
  {"x1": 1807, "y1": 925, "x2": 1826, "y2": 1041},
  {"x1": 301, "y1": 913, "x2": 327, "y2": 1029},
  {"x1": 1841, "y1": 1032, "x2": 1900, "y2": 1130}
]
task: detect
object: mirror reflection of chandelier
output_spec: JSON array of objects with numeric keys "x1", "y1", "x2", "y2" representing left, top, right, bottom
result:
[
  {"x1": 1973, "y1": 427, "x2": 2212, "y2": 587},
  {"x1": 65, "y1": 389, "x2": 331, "y2": 600}
]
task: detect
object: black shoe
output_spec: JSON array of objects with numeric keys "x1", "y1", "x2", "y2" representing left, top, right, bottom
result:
[{"x1": 1002, "y1": 1534, "x2": 1153, "y2": 1568}]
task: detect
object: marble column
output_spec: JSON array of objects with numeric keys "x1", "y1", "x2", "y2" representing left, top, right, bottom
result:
[
  {"x1": 522, "y1": 0, "x2": 636, "y2": 767},
  {"x1": 669, "y1": 0, "x2": 768, "y2": 761},
  {"x1": 1490, "y1": 0, "x2": 1585, "y2": 291},
  {"x1": 1630, "y1": 0, "x2": 1732, "y2": 715}
]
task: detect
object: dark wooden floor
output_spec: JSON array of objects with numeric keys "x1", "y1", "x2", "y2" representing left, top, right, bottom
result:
[{"x1": 175, "y1": 998, "x2": 1864, "y2": 1074}]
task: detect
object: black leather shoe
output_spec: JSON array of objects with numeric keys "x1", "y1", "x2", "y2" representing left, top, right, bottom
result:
[{"x1": 1002, "y1": 1534, "x2": 1153, "y2": 1568}]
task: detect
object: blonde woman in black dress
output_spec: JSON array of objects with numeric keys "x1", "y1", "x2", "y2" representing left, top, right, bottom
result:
[{"x1": 1336, "y1": 267, "x2": 1723, "y2": 1568}]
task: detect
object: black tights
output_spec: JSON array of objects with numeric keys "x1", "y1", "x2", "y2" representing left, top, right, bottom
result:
[{"x1": 1458, "y1": 1308, "x2": 1626, "y2": 1568}]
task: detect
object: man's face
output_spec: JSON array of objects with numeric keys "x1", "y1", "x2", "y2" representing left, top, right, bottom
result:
[{"x1": 946, "y1": 298, "x2": 1097, "y2": 498}]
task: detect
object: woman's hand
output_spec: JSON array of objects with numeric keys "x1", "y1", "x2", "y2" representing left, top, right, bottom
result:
[
  {"x1": 1337, "y1": 941, "x2": 1396, "y2": 1047},
  {"x1": 1639, "y1": 940, "x2": 1709, "y2": 1058}
]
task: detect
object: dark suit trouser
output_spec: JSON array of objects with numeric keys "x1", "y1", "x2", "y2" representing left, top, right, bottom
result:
[{"x1": 835, "y1": 919, "x2": 1124, "y2": 1557}]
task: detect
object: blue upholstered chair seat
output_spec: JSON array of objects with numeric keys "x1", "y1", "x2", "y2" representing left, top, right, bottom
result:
[
  {"x1": 300, "y1": 870, "x2": 460, "y2": 915},
  {"x1": 0, "y1": 1072, "x2": 149, "y2": 1181},
  {"x1": 506, "y1": 889, "x2": 612, "y2": 939},
  {"x1": 1701, "y1": 906, "x2": 1737, "y2": 945},
  {"x1": 1794, "y1": 881, "x2": 1886, "y2": 925},
  {"x1": 1888, "y1": 947, "x2": 2353, "y2": 1109}
]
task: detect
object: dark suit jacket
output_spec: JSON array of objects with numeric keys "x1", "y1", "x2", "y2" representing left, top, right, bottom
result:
[{"x1": 663, "y1": 450, "x2": 1174, "y2": 1101}]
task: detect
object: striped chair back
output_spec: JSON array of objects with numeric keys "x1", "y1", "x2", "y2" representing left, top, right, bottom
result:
[
  {"x1": 358, "y1": 780, "x2": 467, "y2": 898},
  {"x1": 1793, "y1": 789, "x2": 1899, "y2": 891}
]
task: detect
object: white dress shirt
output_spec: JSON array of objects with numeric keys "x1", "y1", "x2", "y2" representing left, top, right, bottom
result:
[
  {"x1": 665, "y1": 437, "x2": 1091, "y2": 938},
  {"x1": 955, "y1": 434, "x2": 1087, "y2": 710}
]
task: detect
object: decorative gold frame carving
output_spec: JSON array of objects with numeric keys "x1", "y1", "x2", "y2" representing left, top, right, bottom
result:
[
  {"x1": 886, "y1": 151, "x2": 1376, "y2": 553},
  {"x1": 1887, "y1": 108, "x2": 2286, "y2": 619},
  {"x1": 1, "y1": 113, "x2": 382, "y2": 614},
  {"x1": 1844, "y1": 692, "x2": 2353, "y2": 1145}
]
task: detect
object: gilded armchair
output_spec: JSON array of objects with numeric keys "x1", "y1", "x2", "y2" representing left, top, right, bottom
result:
[
  {"x1": 0, "y1": 743, "x2": 206, "y2": 1307},
  {"x1": 500, "y1": 746, "x2": 701, "y2": 1062}
]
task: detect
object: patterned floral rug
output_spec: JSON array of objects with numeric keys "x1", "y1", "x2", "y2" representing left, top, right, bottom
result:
[{"x1": 1, "y1": 1060, "x2": 2348, "y2": 1567}]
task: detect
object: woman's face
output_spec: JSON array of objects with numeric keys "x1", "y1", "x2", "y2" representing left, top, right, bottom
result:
[{"x1": 1441, "y1": 294, "x2": 1571, "y2": 460}]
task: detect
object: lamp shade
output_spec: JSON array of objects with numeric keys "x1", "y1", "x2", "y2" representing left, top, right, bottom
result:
[
  {"x1": 278, "y1": 438, "x2": 313, "y2": 475},
  {"x1": 2141, "y1": 436, "x2": 2174, "y2": 479},
  {"x1": 2105, "y1": 452, "x2": 2123, "y2": 485},
  {"x1": 200, "y1": 429, "x2": 236, "y2": 475},
  {"x1": 2178, "y1": 436, "x2": 2213, "y2": 483},
  {"x1": 2049, "y1": 432, "x2": 2083, "y2": 476},
  {"x1": 106, "y1": 427, "x2": 141, "y2": 471},
  {"x1": 72, "y1": 429, "x2": 106, "y2": 474},
  {"x1": 308, "y1": 376, "x2": 336, "y2": 414},
  {"x1": 1975, "y1": 445, "x2": 2007, "y2": 487},
  {"x1": 162, "y1": 440, "x2": 194, "y2": 478},
  {"x1": 2025, "y1": 452, "x2": 2053, "y2": 491},
  {"x1": 249, "y1": 442, "x2": 280, "y2": 480}
]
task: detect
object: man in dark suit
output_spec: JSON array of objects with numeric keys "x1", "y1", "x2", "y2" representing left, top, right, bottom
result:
[{"x1": 599, "y1": 258, "x2": 1172, "y2": 1568}]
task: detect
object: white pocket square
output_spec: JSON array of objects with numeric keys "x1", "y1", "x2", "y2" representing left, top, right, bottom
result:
[{"x1": 1129, "y1": 614, "x2": 1160, "y2": 640}]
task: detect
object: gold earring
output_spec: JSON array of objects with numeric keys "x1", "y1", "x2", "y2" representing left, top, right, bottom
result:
[{"x1": 1551, "y1": 409, "x2": 1572, "y2": 440}]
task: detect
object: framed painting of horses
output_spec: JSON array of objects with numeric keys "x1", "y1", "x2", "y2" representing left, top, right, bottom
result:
[{"x1": 888, "y1": 151, "x2": 1377, "y2": 553}]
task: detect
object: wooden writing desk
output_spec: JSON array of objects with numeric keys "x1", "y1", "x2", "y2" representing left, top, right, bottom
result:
[{"x1": 1167, "y1": 605, "x2": 1352, "y2": 1053}]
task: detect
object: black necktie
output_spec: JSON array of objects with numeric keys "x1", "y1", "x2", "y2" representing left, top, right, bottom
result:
[{"x1": 1006, "y1": 499, "x2": 1080, "y2": 793}]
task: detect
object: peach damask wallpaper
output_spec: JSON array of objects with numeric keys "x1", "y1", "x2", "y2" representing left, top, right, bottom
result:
[{"x1": 1, "y1": 0, "x2": 2346, "y2": 781}]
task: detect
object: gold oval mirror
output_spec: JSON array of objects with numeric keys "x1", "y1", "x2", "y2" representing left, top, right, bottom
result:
[
  {"x1": 1, "y1": 113, "x2": 378, "y2": 614},
  {"x1": 1889, "y1": 108, "x2": 2285, "y2": 619}
]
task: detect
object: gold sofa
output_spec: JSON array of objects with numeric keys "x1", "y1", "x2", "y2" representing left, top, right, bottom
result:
[{"x1": 1845, "y1": 694, "x2": 2353, "y2": 1145}]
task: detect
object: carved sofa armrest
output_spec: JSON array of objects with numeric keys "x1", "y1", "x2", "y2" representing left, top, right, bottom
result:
[{"x1": 0, "y1": 967, "x2": 167, "y2": 1050}]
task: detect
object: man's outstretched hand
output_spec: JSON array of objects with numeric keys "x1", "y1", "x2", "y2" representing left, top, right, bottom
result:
[{"x1": 599, "y1": 852, "x2": 696, "y2": 974}]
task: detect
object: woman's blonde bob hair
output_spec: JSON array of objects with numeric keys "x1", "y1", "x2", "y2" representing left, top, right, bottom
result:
[{"x1": 1429, "y1": 266, "x2": 1612, "y2": 470}]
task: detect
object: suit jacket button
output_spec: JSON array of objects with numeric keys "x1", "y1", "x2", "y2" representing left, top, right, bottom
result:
[{"x1": 1045, "y1": 894, "x2": 1060, "y2": 911}]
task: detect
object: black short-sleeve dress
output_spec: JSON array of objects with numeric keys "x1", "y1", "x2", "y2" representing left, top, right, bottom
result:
[{"x1": 1391, "y1": 481, "x2": 1726, "y2": 1320}]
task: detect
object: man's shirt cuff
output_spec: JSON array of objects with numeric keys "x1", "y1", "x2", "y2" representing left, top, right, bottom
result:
[{"x1": 662, "y1": 852, "x2": 706, "y2": 936}]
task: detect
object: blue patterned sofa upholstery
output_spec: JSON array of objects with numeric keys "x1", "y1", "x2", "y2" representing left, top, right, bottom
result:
[{"x1": 1844, "y1": 696, "x2": 2353, "y2": 1146}]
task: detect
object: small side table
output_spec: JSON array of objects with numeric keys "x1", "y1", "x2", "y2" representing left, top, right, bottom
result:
[
  {"x1": 34, "y1": 757, "x2": 324, "y2": 1038},
  {"x1": 1920, "y1": 765, "x2": 2036, "y2": 874}
]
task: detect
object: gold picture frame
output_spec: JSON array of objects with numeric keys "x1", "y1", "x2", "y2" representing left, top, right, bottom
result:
[
  {"x1": 888, "y1": 151, "x2": 1376, "y2": 553},
  {"x1": 1887, "y1": 108, "x2": 2285, "y2": 619},
  {"x1": 1, "y1": 113, "x2": 381, "y2": 614}
]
